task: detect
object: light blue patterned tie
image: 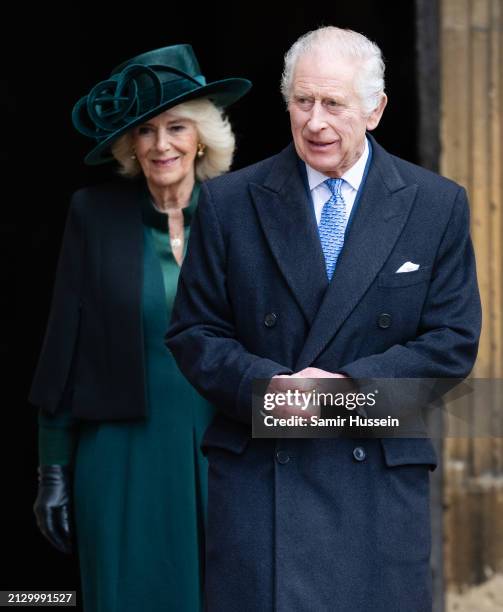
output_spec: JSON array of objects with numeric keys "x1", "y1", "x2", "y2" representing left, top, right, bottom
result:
[{"x1": 318, "y1": 178, "x2": 347, "y2": 280}]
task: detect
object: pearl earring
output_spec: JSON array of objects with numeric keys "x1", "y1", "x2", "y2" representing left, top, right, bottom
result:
[{"x1": 197, "y1": 143, "x2": 205, "y2": 158}]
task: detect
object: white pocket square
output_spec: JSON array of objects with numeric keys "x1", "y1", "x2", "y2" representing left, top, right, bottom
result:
[{"x1": 396, "y1": 261, "x2": 420, "y2": 273}]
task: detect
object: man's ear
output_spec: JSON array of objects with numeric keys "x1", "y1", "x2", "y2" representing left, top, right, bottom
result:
[{"x1": 366, "y1": 94, "x2": 388, "y2": 131}]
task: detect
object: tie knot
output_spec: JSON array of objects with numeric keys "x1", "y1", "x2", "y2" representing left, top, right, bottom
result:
[{"x1": 324, "y1": 178, "x2": 344, "y2": 197}]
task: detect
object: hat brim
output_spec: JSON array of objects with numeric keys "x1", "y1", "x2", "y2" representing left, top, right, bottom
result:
[{"x1": 83, "y1": 78, "x2": 251, "y2": 165}]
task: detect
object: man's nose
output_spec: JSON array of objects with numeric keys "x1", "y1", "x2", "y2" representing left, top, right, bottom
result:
[{"x1": 306, "y1": 102, "x2": 328, "y2": 131}]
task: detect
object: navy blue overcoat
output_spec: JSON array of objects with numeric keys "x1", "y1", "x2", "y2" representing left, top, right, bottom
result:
[{"x1": 166, "y1": 136, "x2": 481, "y2": 612}]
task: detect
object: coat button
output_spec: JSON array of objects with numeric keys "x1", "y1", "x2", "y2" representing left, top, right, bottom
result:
[
  {"x1": 264, "y1": 313, "x2": 278, "y2": 328},
  {"x1": 353, "y1": 446, "x2": 366, "y2": 462},
  {"x1": 276, "y1": 451, "x2": 290, "y2": 464},
  {"x1": 377, "y1": 313, "x2": 392, "y2": 329}
]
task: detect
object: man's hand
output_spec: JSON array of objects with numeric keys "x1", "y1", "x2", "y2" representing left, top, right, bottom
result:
[
  {"x1": 265, "y1": 369, "x2": 348, "y2": 418},
  {"x1": 291, "y1": 367, "x2": 347, "y2": 379}
]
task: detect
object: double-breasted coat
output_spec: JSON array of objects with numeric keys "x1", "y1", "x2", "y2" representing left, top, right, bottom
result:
[{"x1": 166, "y1": 136, "x2": 481, "y2": 612}]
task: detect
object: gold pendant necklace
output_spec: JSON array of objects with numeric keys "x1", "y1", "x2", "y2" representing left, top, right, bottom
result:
[{"x1": 150, "y1": 198, "x2": 184, "y2": 249}]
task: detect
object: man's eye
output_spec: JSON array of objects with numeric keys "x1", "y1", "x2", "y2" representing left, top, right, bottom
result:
[{"x1": 296, "y1": 97, "x2": 312, "y2": 108}]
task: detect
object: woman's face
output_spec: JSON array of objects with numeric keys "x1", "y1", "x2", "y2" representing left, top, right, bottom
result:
[{"x1": 131, "y1": 107, "x2": 199, "y2": 191}]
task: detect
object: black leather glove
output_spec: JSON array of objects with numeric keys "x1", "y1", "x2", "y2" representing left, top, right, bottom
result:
[{"x1": 33, "y1": 465, "x2": 72, "y2": 554}]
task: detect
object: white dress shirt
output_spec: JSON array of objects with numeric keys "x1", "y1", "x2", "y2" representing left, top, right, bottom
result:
[{"x1": 306, "y1": 137, "x2": 370, "y2": 225}]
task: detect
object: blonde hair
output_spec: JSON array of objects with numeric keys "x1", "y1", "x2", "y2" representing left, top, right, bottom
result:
[
  {"x1": 111, "y1": 98, "x2": 236, "y2": 179},
  {"x1": 281, "y1": 26, "x2": 386, "y2": 114}
]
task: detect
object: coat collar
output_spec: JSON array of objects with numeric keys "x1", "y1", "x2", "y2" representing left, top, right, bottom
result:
[{"x1": 250, "y1": 135, "x2": 419, "y2": 369}]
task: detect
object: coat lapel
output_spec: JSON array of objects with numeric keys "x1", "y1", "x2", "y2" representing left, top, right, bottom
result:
[
  {"x1": 99, "y1": 179, "x2": 147, "y2": 412},
  {"x1": 250, "y1": 144, "x2": 328, "y2": 325},
  {"x1": 295, "y1": 137, "x2": 418, "y2": 370}
]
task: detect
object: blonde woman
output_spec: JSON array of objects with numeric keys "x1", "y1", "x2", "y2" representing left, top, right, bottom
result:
[{"x1": 30, "y1": 44, "x2": 250, "y2": 612}]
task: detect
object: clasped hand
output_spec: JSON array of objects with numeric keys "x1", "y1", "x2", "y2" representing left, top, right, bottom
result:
[{"x1": 266, "y1": 367, "x2": 347, "y2": 418}]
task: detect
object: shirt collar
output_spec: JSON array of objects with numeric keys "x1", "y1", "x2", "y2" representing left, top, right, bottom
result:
[{"x1": 305, "y1": 137, "x2": 370, "y2": 192}]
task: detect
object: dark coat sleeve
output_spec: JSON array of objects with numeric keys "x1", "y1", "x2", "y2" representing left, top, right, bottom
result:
[
  {"x1": 29, "y1": 191, "x2": 86, "y2": 414},
  {"x1": 340, "y1": 186, "x2": 481, "y2": 379},
  {"x1": 166, "y1": 183, "x2": 291, "y2": 425}
]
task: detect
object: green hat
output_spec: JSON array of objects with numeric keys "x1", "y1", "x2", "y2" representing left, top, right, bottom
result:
[{"x1": 72, "y1": 44, "x2": 252, "y2": 165}]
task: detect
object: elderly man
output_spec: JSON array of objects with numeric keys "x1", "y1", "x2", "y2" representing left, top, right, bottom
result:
[{"x1": 166, "y1": 27, "x2": 481, "y2": 612}]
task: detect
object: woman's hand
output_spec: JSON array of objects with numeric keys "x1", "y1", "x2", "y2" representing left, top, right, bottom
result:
[{"x1": 33, "y1": 465, "x2": 72, "y2": 554}]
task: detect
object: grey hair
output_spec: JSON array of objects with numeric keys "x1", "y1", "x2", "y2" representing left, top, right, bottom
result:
[
  {"x1": 111, "y1": 98, "x2": 236, "y2": 180},
  {"x1": 280, "y1": 26, "x2": 386, "y2": 114}
]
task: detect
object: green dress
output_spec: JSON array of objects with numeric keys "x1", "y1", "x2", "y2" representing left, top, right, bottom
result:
[{"x1": 39, "y1": 185, "x2": 215, "y2": 612}]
